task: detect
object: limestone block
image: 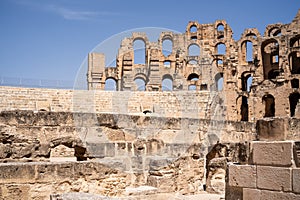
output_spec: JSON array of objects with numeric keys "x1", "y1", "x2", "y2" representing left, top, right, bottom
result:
[
  {"x1": 260, "y1": 190, "x2": 300, "y2": 200},
  {"x1": 256, "y1": 118, "x2": 287, "y2": 141},
  {"x1": 227, "y1": 164, "x2": 256, "y2": 188},
  {"x1": 0, "y1": 163, "x2": 35, "y2": 184},
  {"x1": 257, "y1": 166, "x2": 292, "y2": 192},
  {"x1": 225, "y1": 185, "x2": 243, "y2": 200},
  {"x1": 251, "y1": 141, "x2": 294, "y2": 167},
  {"x1": 243, "y1": 188, "x2": 261, "y2": 200},
  {"x1": 293, "y1": 168, "x2": 300, "y2": 194}
]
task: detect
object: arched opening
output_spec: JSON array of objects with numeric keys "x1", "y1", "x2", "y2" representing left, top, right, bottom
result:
[
  {"x1": 188, "y1": 85, "x2": 197, "y2": 91},
  {"x1": 190, "y1": 25, "x2": 197, "y2": 33},
  {"x1": 133, "y1": 39, "x2": 146, "y2": 64},
  {"x1": 163, "y1": 60, "x2": 171, "y2": 68},
  {"x1": 240, "y1": 96, "x2": 249, "y2": 121},
  {"x1": 217, "y1": 24, "x2": 224, "y2": 31},
  {"x1": 261, "y1": 39, "x2": 279, "y2": 79},
  {"x1": 187, "y1": 73, "x2": 199, "y2": 81},
  {"x1": 162, "y1": 39, "x2": 173, "y2": 57},
  {"x1": 290, "y1": 35, "x2": 300, "y2": 48},
  {"x1": 241, "y1": 41, "x2": 253, "y2": 62},
  {"x1": 215, "y1": 73, "x2": 223, "y2": 91},
  {"x1": 104, "y1": 78, "x2": 117, "y2": 91},
  {"x1": 289, "y1": 52, "x2": 300, "y2": 74},
  {"x1": 217, "y1": 43, "x2": 226, "y2": 55},
  {"x1": 162, "y1": 74, "x2": 173, "y2": 91},
  {"x1": 134, "y1": 77, "x2": 146, "y2": 91},
  {"x1": 188, "y1": 44, "x2": 200, "y2": 56},
  {"x1": 268, "y1": 27, "x2": 281, "y2": 37},
  {"x1": 241, "y1": 74, "x2": 252, "y2": 92},
  {"x1": 289, "y1": 93, "x2": 300, "y2": 117},
  {"x1": 246, "y1": 33, "x2": 257, "y2": 39},
  {"x1": 291, "y1": 79, "x2": 299, "y2": 88},
  {"x1": 188, "y1": 73, "x2": 199, "y2": 91},
  {"x1": 262, "y1": 94, "x2": 275, "y2": 117},
  {"x1": 188, "y1": 59, "x2": 198, "y2": 65}
]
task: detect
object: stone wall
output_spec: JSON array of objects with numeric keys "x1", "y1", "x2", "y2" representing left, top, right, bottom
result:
[
  {"x1": 0, "y1": 161, "x2": 128, "y2": 199},
  {"x1": 0, "y1": 86, "x2": 219, "y2": 118},
  {"x1": 225, "y1": 141, "x2": 300, "y2": 200}
]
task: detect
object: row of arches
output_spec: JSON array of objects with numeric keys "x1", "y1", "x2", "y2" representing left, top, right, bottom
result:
[
  {"x1": 239, "y1": 92, "x2": 300, "y2": 121},
  {"x1": 133, "y1": 39, "x2": 227, "y2": 65},
  {"x1": 104, "y1": 73, "x2": 224, "y2": 91}
]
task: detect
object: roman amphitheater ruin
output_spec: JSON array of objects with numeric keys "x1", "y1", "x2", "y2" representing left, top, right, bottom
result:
[{"x1": 0, "y1": 9, "x2": 300, "y2": 200}]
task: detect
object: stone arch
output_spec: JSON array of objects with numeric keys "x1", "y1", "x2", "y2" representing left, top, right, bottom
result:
[
  {"x1": 241, "y1": 40, "x2": 253, "y2": 63},
  {"x1": 104, "y1": 77, "x2": 117, "y2": 91},
  {"x1": 161, "y1": 34, "x2": 173, "y2": 57},
  {"x1": 268, "y1": 26, "x2": 282, "y2": 37},
  {"x1": 264, "y1": 24, "x2": 282, "y2": 37},
  {"x1": 215, "y1": 73, "x2": 223, "y2": 91},
  {"x1": 241, "y1": 72, "x2": 252, "y2": 92},
  {"x1": 187, "y1": 73, "x2": 199, "y2": 91},
  {"x1": 187, "y1": 73, "x2": 199, "y2": 81},
  {"x1": 216, "y1": 43, "x2": 226, "y2": 55},
  {"x1": 133, "y1": 39, "x2": 146, "y2": 64},
  {"x1": 261, "y1": 39, "x2": 280, "y2": 79},
  {"x1": 289, "y1": 51, "x2": 300, "y2": 74},
  {"x1": 289, "y1": 93, "x2": 300, "y2": 117},
  {"x1": 188, "y1": 43, "x2": 200, "y2": 56},
  {"x1": 262, "y1": 94, "x2": 275, "y2": 117},
  {"x1": 290, "y1": 35, "x2": 300, "y2": 48},
  {"x1": 162, "y1": 74, "x2": 173, "y2": 91},
  {"x1": 134, "y1": 74, "x2": 147, "y2": 91}
]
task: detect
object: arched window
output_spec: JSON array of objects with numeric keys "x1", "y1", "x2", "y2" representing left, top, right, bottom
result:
[
  {"x1": 217, "y1": 24, "x2": 224, "y2": 31},
  {"x1": 190, "y1": 25, "x2": 197, "y2": 33},
  {"x1": 188, "y1": 59, "x2": 198, "y2": 65},
  {"x1": 187, "y1": 73, "x2": 199, "y2": 91},
  {"x1": 187, "y1": 73, "x2": 199, "y2": 81},
  {"x1": 162, "y1": 39, "x2": 173, "y2": 57},
  {"x1": 215, "y1": 73, "x2": 223, "y2": 91},
  {"x1": 134, "y1": 77, "x2": 146, "y2": 91},
  {"x1": 241, "y1": 74, "x2": 252, "y2": 92},
  {"x1": 188, "y1": 44, "x2": 200, "y2": 56},
  {"x1": 162, "y1": 74, "x2": 173, "y2": 91},
  {"x1": 133, "y1": 39, "x2": 146, "y2": 64},
  {"x1": 104, "y1": 78, "x2": 117, "y2": 91},
  {"x1": 262, "y1": 94, "x2": 275, "y2": 117},
  {"x1": 289, "y1": 52, "x2": 300, "y2": 74},
  {"x1": 268, "y1": 27, "x2": 281, "y2": 37},
  {"x1": 241, "y1": 41, "x2": 253, "y2": 62},
  {"x1": 261, "y1": 39, "x2": 279, "y2": 79},
  {"x1": 217, "y1": 43, "x2": 226, "y2": 55},
  {"x1": 163, "y1": 60, "x2": 171, "y2": 68},
  {"x1": 289, "y1": 93, "x2": 300, "y2": 117}
]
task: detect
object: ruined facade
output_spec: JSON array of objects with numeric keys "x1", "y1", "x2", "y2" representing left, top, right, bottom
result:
[
  {"x1": 0, "y1": 10, "x2": 300, "y2": 200},
  {"x1": 88, "y1": 10, "x2": 300, "y2": 122}
]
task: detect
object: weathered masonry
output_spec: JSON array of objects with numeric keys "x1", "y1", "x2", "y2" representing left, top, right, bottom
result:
[{"x1": 88, "y1": 10, "x2": 300, "y2": 123}]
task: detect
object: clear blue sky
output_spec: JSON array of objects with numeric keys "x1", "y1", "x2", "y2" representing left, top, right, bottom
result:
[{"x1": 0, "y1": 0, "x2": 298, "y2": 82}]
